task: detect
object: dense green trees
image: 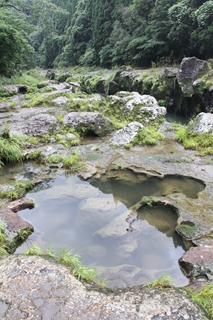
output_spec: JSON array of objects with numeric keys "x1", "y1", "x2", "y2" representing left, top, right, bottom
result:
[{"x1": 0, "y1": 0, "x2": 213, "y2": 76}]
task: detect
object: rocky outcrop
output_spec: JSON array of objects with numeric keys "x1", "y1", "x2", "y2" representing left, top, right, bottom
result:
[
  {"x1": 0, "y1": 255, "x2": 208, "y2": 319},
  {"x1": 110, "y1": 121, "x2": 143, "y2": 146},
  {"x1": 188, "y1": 112, "x2": 213, "y2": 134},
  {"x1": 108, "y1": 92, "x2": 167, "y2": 123},
  {"x1": 23, "y1": 113, "x2": 61, "y2": 136},
  {"x1": 63, "y1": 112, "x2": 112, "y2": 136},
  {"x1": 177, "y1": 57, "x2": 210, "y2": 97}
]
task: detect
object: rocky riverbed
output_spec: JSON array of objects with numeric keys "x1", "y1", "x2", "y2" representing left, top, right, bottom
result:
[{"x1": 1, "y1": 61, "x2": 213, "y2": 318}]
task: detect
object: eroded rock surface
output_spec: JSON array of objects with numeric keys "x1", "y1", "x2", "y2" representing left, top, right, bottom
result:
[
  {"x1": 23, "y1": 113, "x2": 61, "y2": 136},
  {"x1": 0, "y1": 255, "x2": 207, "y2": 319},
  {"x1": 63, "y1": 112, "x2": 112, "y2": 136}
]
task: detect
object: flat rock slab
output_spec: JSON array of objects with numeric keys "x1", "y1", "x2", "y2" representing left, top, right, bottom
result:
[
  {"x1": 0, "y1": 199, "x2": 34, "y2": 232},
  {"x1": 0, "y1": 255, "x2": 207, "y2": 319}
]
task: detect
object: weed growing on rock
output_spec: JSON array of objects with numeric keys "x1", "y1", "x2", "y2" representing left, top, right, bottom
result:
[
  {"x1": 175, "y1": 125, "x2": 213, "y2": 156},
  {"x1": 0, "y1": 180, "x2": 34, "y2": 201},
  {"x1": 186, "y1": 284, "x2": 213, "y2": 319},
  {"x1": 0, "y1": 137, "x2": 23, "y2": 164},
  {"x1": 132, "y1": 127, "x2": 164, "y2": 146},
  {"x1": 24, "y1": 245, "x2": 42, "y2": 255},
  {"x1": 28, "y1": 136, "x2": 39, "y2": 145},
  {"x1": 24, "y1": 149, "x2": 44, "y2": 161},
  {"x1": 0, "y1": 221, "x2": 8, "y2": 257},
  {"x1": 24, "y1": 245, "x2": 98, "y2": 283},
  {"x1": 144, "y1": 274, "x2": 173, "y2": 289}
]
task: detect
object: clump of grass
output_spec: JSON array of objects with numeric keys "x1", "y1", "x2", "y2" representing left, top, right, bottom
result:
[
  {"x1": 28, "y1": 136, "x2": 39, "y2": 145},
  {"x1": 24, "y1": 245, "x2": 98, "y2": 283},
  {"x1": 24, "y1": 244, "x2": 42, "y2": 256},
  {"x1": 0, "y1": 220, "x2": 8, "y2": 257},
  {"x1": 0, "y1": 137, "x2": 23, "y2": 164},
  {"x1": 47, "y1": 154, "x2": 63, "y2": 164},
  {"x1": 143, "y1": 274, "x2": 173, "y2": 289},
  {"x1": 132, "y1": 127, "x2": 164, "y2": 146},
  {"x1": 175, "y1": 125, "x2": 213, "y2": 156},
  {"x1": 0, "y1": 180, "x2": 34, "y2": 200},
  {"x1": 186, "y1": 284, "x2": 213, "y2": 319},
  {"x1": 24, "y1": 149, "x2": 44, "y2": 161},
  {"x1": 46, "y1": 152, "x2": 83, "y2": 170},
  {"x1": 62, "y1": 152, "x2": 82, "y2": 169}
]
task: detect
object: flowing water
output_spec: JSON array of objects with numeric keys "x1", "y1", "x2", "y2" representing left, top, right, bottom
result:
[{"x1": 15, "y1": 170, "x2": 205, "y2": 288}]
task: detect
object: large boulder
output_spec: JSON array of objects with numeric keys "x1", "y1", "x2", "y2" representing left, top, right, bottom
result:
[
  {"x1": 23, "y1": 114, "x2": 61, "y2": 136},
  {"x1": 188, "y1": 112, "x2": 213, "y2": 134},
  {"x1": 63, "y1": 112, "x2": 112, "y2": 136},
  {"x1": 110, "y1": 121, "x2": 143, "y2": 146},
  {"x1": 177, "y1": 57, "x2": 211, "y2": 97}
]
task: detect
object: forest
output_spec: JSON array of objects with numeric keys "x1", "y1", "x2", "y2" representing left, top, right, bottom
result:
[{"x1": 0, "y1": 0, "x2": 213, "y2": 76}]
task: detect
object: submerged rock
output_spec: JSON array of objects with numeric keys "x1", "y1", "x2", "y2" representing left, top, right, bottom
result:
[
  {"x1": 93, "y1": 211, "x2": 130, "y2": 238},
  {"x1": 63, "y1": 112, "x2": 112, "y2": 136},
  {"x1": 110, "y1": 121, "x2": 143, "y2": 146},
  {"x1": 95, "y1": 264, "x2": 150, "y2": 288},
  {"x1": 188, "y1": 112, "x2": 213, "y2": 134},
  {"x1": 77, "y1": 198, "x2": 125, "y2": 230}
]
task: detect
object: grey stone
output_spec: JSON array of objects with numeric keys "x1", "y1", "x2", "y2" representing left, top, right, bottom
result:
[
  {"x1": 63, "y1": 112, "x2": 112, "y2": 136},
  {"x1": 179, "y1": 239, "x2": 213, "y2": 280},
  {"x1": 188, "y1": 112, "x2": 213, "y2": 134},
  {"x1": 177, "y1": 57, "x2": 210, "y2": 97},
  {"x1": 110, "y1": 121, "x2": 143, "y2": 146},
  {"x1": 23, "y1": 114, "x2": 61, "y2": 136},
  {"x1": 52, "y1": 96, "x2": 68, "y2": 107}
]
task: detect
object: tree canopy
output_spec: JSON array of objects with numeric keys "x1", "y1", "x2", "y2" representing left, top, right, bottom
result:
[{"x1": 0, "y1": 0, "x2": 213, "y2": 75}]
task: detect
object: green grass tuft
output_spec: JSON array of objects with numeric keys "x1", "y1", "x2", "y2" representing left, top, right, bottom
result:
[{"x1": 186, "y1": 284, "x2": 213, "y2": 319}]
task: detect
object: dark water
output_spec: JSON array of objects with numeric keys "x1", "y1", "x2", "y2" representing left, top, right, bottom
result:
[
  {"x1": 15, "y1": 171, "x2": 205, "y2": 288},
  {"x1": 166, "y1": 113, "x2": 189, "y2": 125}
]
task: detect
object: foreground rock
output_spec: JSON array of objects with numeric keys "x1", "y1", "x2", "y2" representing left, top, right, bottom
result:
[{"x1": 0, "y1": 255, "x2": 207, "y2": 320}]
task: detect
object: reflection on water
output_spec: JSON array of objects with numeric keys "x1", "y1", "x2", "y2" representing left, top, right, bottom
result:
[
  {"x1": 14, "y1": 171, "x2": 201, "y2": 288},
  {"x1": 91, "y1": 169, "x2": 205, "y2": 208}
]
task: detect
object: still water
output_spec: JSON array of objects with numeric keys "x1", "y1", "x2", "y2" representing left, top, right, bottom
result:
[{"x1": 16, "y1": 172, "x2": 205, "y2": 288}]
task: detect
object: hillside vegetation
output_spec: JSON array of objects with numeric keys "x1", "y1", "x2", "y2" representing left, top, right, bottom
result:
[{"x1": 0, "y1": 0, "x2": 213, "y2": 75}]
